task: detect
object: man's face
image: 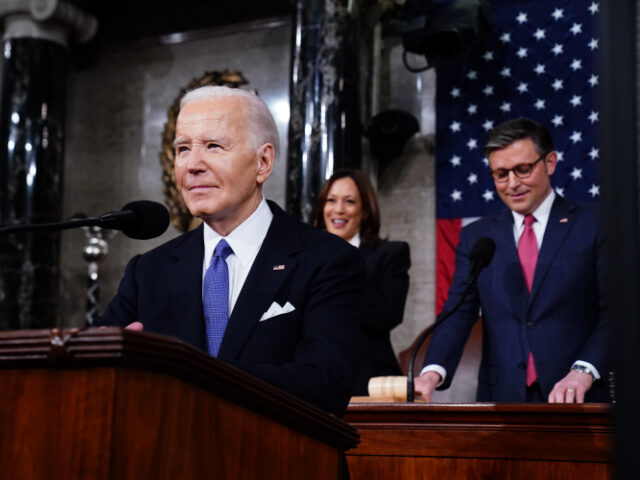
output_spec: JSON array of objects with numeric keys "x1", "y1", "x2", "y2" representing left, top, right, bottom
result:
[
  {"x1": 173, "y1": 96, "x2": 273, "y2": 234},
  {"x1": 488, "y1": 137, "x2": 557, "y2": 215}
]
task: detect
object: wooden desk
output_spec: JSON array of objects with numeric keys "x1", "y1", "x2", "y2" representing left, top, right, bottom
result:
[
  {"x1": 344, "y1": 402, "x2": 612, "y2": 479},
  {"x1": 0, "y1": 328, "x2": 358, "y2": 479}
]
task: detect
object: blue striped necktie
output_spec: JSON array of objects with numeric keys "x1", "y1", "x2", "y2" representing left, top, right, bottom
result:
[{"x1": 203, "y1": 239, "x2": 233, "y2": 357}]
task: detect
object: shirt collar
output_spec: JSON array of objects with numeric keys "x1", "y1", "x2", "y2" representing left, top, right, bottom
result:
[
  {"x1": 203, "y1": 197, "x2": 273, "y2": 267},
  {"x1": 511, "y1": 189, "x2": 556, "y2": 229},
  {"x1": 348, "y1": 232, "x2": 361, "y2": 248}
]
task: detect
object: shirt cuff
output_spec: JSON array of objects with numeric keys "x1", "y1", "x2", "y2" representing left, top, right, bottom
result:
[
  {"x1": 420, "y1": 364, "x2": 447, "y2": 387},
  {"x1": 573, "y1": 360, "x2": 601, "y2": 380}
]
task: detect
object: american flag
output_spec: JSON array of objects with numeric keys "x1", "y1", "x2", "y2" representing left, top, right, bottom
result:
[{"x1": 435, "y1": 0, "x2": 601, "y2": 312}]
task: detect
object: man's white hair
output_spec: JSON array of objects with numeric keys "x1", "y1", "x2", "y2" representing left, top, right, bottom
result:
[{"x1": 180, "y1": 85, "x2": 280, "y2": 159}]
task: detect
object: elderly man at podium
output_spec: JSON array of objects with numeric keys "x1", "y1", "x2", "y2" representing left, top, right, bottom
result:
[{"x1": 96, "y1": 86, "x2": 365, "y2": 417}]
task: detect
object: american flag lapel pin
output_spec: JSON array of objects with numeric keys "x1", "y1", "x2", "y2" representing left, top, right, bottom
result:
[
  {"x1": 559, "y1": 218, "x2": 568, "y2": 223},
  {"x1": 273, "y1": 264, "x2": 285, "y2": 271}
]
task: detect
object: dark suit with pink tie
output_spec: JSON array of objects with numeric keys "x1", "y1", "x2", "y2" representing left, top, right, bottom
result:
[{"x1": 422, "y1": 195, "x2": 609, "y2": 402}]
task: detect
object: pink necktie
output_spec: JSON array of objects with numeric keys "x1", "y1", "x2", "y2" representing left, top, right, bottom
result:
[{"x1": 518, "y1": 214, "x2": 538, "y2": 386}]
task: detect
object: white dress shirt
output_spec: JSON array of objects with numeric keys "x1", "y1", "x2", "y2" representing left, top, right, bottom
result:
[
  {"x1": 422, "y1": 189, "x2": 599, "y2": 385},
  {"x1": 348, "y1": 232, "x2": 361, "y2": 248},
  {"x1": 202, "y1": 197, "x2": 273, "y2": 315},
  {"x1": 511, "y1": 189, "x2": 555, "y2": 249}
]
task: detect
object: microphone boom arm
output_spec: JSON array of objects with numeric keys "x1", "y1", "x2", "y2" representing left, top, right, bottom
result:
[
  {"x1": 406, "y1": 268, "x2": 481, "y2": 402},
  {"x1": 0, "y1": 217, "x2": 101, "y2": 235}
]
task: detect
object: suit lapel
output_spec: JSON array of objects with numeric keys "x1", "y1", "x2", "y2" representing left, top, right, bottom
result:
[
  {"x1": 218, "y1": 202, "x2": 302, "y2": 360},
  {"x1": 492, "y1": 210, "x2": 525, "y2": 292},
  {"x1": 530, "y1": 196, "x2": 576, "y2": 302},
  {"x1": 169, "y1": 225, "x2": 206, "y2": 349}
]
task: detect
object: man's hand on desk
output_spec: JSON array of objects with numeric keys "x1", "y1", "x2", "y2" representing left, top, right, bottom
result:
[
  {"x1": 548, "y1": 368, "x2": 593, "y2": 404},
  {"x1": 413, "y1": 371, "x2": 441, "y2": 403}
]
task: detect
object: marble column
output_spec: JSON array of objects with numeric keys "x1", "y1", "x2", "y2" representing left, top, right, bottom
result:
[
  {"x1": 286, "y1": 0, "x2": 361, "y2": 223},
  {"x1": 0, "y1": 1, "x2": 96, "y2": 330}
]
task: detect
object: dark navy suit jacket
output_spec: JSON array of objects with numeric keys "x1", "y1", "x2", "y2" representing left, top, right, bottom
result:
[
  {"x1": 423, "y1": 195, "x2": 609, "y2": 402},
  {"x1": 352, "y1": 240, "x2": 410, "y2": 395},
  {"x1": 97, "y1": 201, "x2": 365, "y2": 416}
]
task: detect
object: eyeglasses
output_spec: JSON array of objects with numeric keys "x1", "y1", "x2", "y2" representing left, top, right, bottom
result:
[{"x1": 489, "y1": 155, "x2": 546, "y2": 183}]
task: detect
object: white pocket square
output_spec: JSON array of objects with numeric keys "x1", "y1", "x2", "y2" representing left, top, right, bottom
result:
[{"x1": 260, "y1": 301, "x2": 295, "y2": 321}]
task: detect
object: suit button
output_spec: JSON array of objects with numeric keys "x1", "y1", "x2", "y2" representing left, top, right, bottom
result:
[
  {"x1": 527, "y1": 321, "x2": 535, "y2": 329},
  {"x1": 518, "y1": 362, "x2": 526, "y2": 369}
]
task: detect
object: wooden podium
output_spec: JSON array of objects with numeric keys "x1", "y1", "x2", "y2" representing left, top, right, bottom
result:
[
  {"x1": 0, "y1": 328, "x2": 359, "y2": 479},
  {"x1": 344, "y1": 401, "x2": 613, "y2": 479}
]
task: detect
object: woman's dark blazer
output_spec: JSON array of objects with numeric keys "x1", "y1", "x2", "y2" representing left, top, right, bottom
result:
[{"x1": 352, "y1": 239, "x2": 411, "y2": 396}]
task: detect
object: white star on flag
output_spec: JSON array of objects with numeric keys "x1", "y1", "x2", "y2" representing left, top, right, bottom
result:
[
  {"x1": 483, "y1": 85, "x2": 494, "y2": 96},
  {"x1": 500, "y1": 67, "x2": 511, "y2": 77},
  {"x1": 534, "y1": 29, "x2": 546, "y2": 40},
  {"x1": 482, "y1": 120, "x2": 494, "y2": 131},
  {"x1": 551, "y1": 115, "x2": 564, "y2": 127},
  {"x1": 570, "y1": 167, "x2": 583, "y2": 180},
  {"x1": 516, "y1": 12, "x2": 528, "y2": 24},
  {"x1": 467, "y1": 70, "x2": 478, "y2": 80},
  {"x1": 570, "y1": 95, "x2": 582, "y2": 107},
  {"x1": 500, "y1": 102, "x2": 512, "y2": 112},
  {"x1": 451, "y1": 190, "x2": 463, "y2": 201},
  {"x1": 534, "y1": 99, "x2": 545, "y2": 110},
  {"x1": 467, "y1": 104, "x2": 478, "y2": 115},
  {"x1": 517, "y1": 82, "x2": 528, "y2": 93},
  {"x1": 552, "y1": 43, "x2": 563, "y2": 55},
  {"x1": 517, "y1": 47, "x2": 528, "y2": 58},
  {"x1": 482, "y1": 190, "x2": 495, "y2": 202},
  {"x1": 534, "y1": 64, "x2": 545, "y2": 75},
  {"x1": 588, "y1": 74, "x2": 599, "y2": 87},
  {"x1": 467, "y1": 138, "x2": 478, "y2": 150},
  {"x1": 483, "y1": 51, "x2": 494, "y2": 61},
  {"x1": 451, "y1": 87, "x2": 461, "y2": 97},
  {"x1": 589, "y1": 111, "x2": 599, "y2": 123},
  {"x1": 555, "y1": 187, "x2": 565, "y2": 197},
  {"x1": 570, "y1": 23, "x2": 583, "y2": 35},
  {"x1": 589, "y1": 184, "x2": 600, "y2": 197},
  {"x1": 589, "y1": 2, "x2": 599, "y2": 15},
  {"x1": 570, "y1": 131, "x2": 582, "y2": 143},
  {"x1": 552, "y1": 79, "x2": 564, "y2": 91},
  {"x1": 570, "y1": 59, "x2": 582, "y2": 71},
  {"x1": 588, "y1": 38, "x2": 599, "y2": 50},
  {"x1": 557, "y1": 151, "x2": 564, "y2": 162},
  {"x1": 467, "y1": 173, "x2": 478, "y2": 184},
  {"x1": 450, "y1": 155, "x2": 462, "y2": 167},
  {"x1": 588, "y1": 148, "x2": 599, "y2": 160},
  {"x1": 450, "y1": 121, "x2": 461, "y2": 132},
  {"x1": 500, "y1": 32, "x2": 511, "y2": 43},
  {"x1": 552, "y1": 8, "x2": 564, "y2": 20}
]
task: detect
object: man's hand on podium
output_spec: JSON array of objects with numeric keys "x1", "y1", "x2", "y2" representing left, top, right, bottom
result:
[
  {"x1": 413, "y1": 371, "x2": 441, "y2": 403},
  {"x1": 125, "y1": 322, "x2": 144, "y2": 332},
  {"x1": 548, "y1": 368, "x2": 593, "y2": 403}
]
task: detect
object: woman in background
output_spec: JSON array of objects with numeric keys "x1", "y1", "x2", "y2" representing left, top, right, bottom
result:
[{"x1": 315, "y1": 168, "x2": 411, "y2": 396}]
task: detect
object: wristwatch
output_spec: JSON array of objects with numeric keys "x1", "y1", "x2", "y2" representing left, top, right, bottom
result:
[{"x1": 571, "y1": 364, "x2": 594, "y2": 379}]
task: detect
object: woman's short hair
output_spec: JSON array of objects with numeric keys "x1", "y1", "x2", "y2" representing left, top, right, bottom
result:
[
  {"x1": 180, "y1": 85, "x2": 280, "y2": 159},
  {"x1": 314, "y1": 168, "x2": 381, "y2": 245}
]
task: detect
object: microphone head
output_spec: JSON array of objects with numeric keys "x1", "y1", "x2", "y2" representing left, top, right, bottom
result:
[
  {"x1": 119, "y1": 200, "x2": 170, "y2": 240},
  {"x1": 469, "y1": 236, "x2": 496, "y2": 268}
]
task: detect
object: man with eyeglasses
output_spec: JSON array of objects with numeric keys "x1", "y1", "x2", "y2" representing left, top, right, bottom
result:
[{"x1": 415, "y1": 118, "x2": 608, "y2": 403}]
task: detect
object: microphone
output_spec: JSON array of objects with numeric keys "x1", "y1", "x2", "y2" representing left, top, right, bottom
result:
[
  {"x1": 0, "y1": 200, "x2": 170, "y2": 240},
  {"x1": 97, "y1": 201, "x2": 171, "y2": 239},
  {"x1": 406, "y1": 236, "x2": 496, "y2": 402},
  {"x1": 467, "y1": 236, "x2": 496, "y2": 284}
]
